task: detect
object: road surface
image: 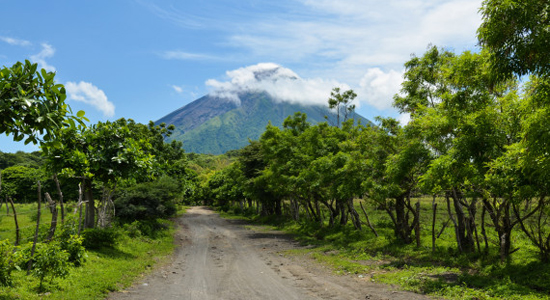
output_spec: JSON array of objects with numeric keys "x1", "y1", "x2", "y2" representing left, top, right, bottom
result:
[{"x1": 108, "y1": 206, "x2": 432, "y2": 300}]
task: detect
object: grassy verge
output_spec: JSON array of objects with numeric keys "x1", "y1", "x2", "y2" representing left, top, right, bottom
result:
[
  {"x1": 0, "y1": 204, "x2": 184, "y2": 300},
  {"x1": 218, "y1": 205, "x2": 550, "y2": 300}
]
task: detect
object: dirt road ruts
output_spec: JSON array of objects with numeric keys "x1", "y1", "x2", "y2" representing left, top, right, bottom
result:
[{"x1": 108, "y1": 206, "x2": 432, "y2": 300}]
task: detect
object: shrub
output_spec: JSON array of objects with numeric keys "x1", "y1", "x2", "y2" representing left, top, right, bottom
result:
[
  {"x1": 122, "y1": 221, "x2": 142, "y2": 238},
  {"x1": 0, "y1": 240, "x2": 15, "y2": 286},
  {"x1": 60, "y1": 235, "x2": 86, "y2": 266},
  {"x1": 114, "y1": 176, "x2": 179, "y2": 222},
  {"x1": 12, "y1": 242, "x2": 34, "y2": 271},
  {"x1": 29, "y1": 242, "x2": 69, "y2": 291},
  {"x1": 81, "y1": 228, "x2": 119, "y2": 250}
]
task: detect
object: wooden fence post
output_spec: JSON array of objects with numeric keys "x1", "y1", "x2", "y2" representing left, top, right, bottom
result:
[
  {"x1": 45, "y1": 192, "x2": 58, "y2": 241},
  {"x1": 27, "y1": 181, "x2": 42, "y2": 275},
  {"x1": 432, "y1": 198, "x2": 437, "y2": 252},
  {"x1": 53, "y1": 174, "x2": 65, "y2": 224},
  {"x1": 8, "y1": 197, "x2": 19, "y2": 246}
]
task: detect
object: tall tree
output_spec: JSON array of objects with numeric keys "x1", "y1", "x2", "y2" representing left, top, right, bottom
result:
[
  {"x1": 0, "y1": 60, "x2": 85, "y2": 146},
  {"x1": 478, "y1": 0, "x2": 550, "y2": 78}
]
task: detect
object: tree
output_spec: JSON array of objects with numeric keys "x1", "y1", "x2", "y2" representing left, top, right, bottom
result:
[
  {"x1": 478, "y1": 0, "x2": 550, "y2": 78},
  {"x1": 327, "y1": 87, "x2": 357, "y2": 127},
  {"x1": 44, "y1": 119, "x2": 157, "y2": 228},
  {"x1": 0, "y1": 60, "x2": 85, "y2": 146}
]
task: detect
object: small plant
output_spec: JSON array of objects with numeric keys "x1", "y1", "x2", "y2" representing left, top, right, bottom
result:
[
  {"x1": 123, "y1": 221, "x2": 142, "y2": 238},
  {"x1": 81, "y1": 227, "x2": 119, "y2": 250},
  {"x1": 60, "y1": 235, "x2": 87, "y2": 266},
  {"x1": 28, "y1": 242, "x2": 69, "y2": 291},
  {"x1": 0, "y1": 239, "x2": 15, "y2": 286}
]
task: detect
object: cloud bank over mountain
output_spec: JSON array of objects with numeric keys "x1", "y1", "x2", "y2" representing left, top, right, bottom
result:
[
  {"x1": 206, "y1": 63, "x2": 350, "y2": 107},
  {"x1": 205, "y1": 63, "x2": 403, "y2": 111}
]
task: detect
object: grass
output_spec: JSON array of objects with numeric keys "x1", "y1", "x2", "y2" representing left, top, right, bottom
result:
[
  {"x1": 217, "y1": 200, "x2": 550, "y2": 300},
  {"x1": 0, "y1": 203, "x2": 183, "y2": 300}
]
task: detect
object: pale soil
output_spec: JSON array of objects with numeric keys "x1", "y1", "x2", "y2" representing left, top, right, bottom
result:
[{"x1": 107, "y1": 206, "x2": 433, "y2": 300}]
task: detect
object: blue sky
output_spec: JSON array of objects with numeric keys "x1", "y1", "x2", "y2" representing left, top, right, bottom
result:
[{"x1": 1, "y1": 0, "x2": 482, "y2": 153}]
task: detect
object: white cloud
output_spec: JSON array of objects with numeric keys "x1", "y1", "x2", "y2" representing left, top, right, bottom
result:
[
  {"x1": 0, "y1": 36, "x2": 31, "y2": 46},
  {"x1": 206, "y1": 63, "x2": 348, "y2": 106},
  {"x1": 30, "y1": 43, "x2": 56, "y2": 72},
  {"x1": 151, "y1": 0, "x2": 482, "y2": 115},
  {"x1": 65, "y1": 81, "x2": 115, "y2": 117},
  {"x1": 359, "y1": 68, "x2": 403, "y2": 110},
  {"x1": 224, "y1": 0, "x2": 481, "y2": 78},
  {"x1": 161, "y1": 51, "x2": 218, "y2": 61},
  {"x1": 171, "y1": 85, "x2": 184, "y2": 93}
]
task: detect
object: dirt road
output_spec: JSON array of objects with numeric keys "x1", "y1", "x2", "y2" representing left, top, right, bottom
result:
[{"x1": 108, "y1": 207, "x2": 432, "y2": 300}]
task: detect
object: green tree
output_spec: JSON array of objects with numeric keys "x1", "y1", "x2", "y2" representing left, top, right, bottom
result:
[
  {"x1": 327, "y1": 87, "x2": 357, "y2": 127},
  {"x1": 478, "y1": 0, "x2": 550, "y2": 78},
  {"x1": 0, "y1": 60, "x2": 85, "y2": 146},
  {"x1": 44, "y1": 119, "x2": 156, "y2": 228}
]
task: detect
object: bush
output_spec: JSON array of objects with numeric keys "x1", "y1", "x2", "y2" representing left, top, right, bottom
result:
[
  {"x1": 81, "y1": 228, "x2": 119, "y2": 250},
  {"x1": 0, "y1": 240, "x2": 15, "y2": 286},
  {"x1": 51, "y1": 217, "x2": 86, "y2": 266},
  {"x1": 122, "y1": 221, "x2": 142, "y2": 238},
  {"x1": 60, "y1": 235, "x2": 86, "y2": 266},
  {"x1": 29, "y1": 242, "x2": 69, "y2": 291},
  {"x1": 12, "y1": 242, "x2": 34, "y2": 271},
  {"x1": 114, "y1": 176, "x2": 179, "y2": 222}
]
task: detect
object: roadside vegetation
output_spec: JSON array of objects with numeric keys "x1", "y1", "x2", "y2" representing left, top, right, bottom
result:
[
  {"x1": 195, "y1": 1, "x2": 550, "y2": 299},
  {"x1": 0, "y1": 203, "x2": 178, "y2": 299}
]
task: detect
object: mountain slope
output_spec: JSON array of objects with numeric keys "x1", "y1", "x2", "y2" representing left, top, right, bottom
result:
[{"x1": 156, "y1": 91, "x2": 370, "y2": 154}]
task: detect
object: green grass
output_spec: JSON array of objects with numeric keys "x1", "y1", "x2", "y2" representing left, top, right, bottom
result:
[
  {"x1": 0, "y1": 203, "x2": 181, "y2": 300},
  {"x1": 218, "y1": 200, "x2": 550, "y2": 300}
]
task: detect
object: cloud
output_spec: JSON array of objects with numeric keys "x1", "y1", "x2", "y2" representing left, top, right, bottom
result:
[
  {"x1": 30, "y1": 43, "x2": 56, "y2": 72},
  {"x1": 206, "y1": 63, "x2": 348, "y2": 106},
  {"x1": 65, "y1": 81, "x2": 115, "y2": 117},
  {"x1": 171, "y1": 85, "x2": 184, "y2": 93},
  {"x1": 0, "y1": 36, "x2": 31, "y2": 46},
  {"x1": 358, "y1": 68, "x2": 403, "y2": 110},
  {"x1": 161, "y1": 51, "x2": 219, "y2": 61}
]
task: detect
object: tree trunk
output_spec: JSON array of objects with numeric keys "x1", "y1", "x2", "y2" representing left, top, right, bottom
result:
[
  {"x1": 8, "y1": 197, "x2": 19, "y2": 246},
  {"x1": 28, "y1": 181, "x2": 42, "y2": 275},
  {"x1": 432, "y1": 199, "x2": 437, "y2": 252},
  {"x1": 347, "y1": 198, "x2": 362, "y2": 230},
  {"x1": 395, "y1": 194, "x2": 412, "y2": 243},
  {"x1": 53, "y1": 174, "x2": 65, "y2": 223},
  {"x1": 45, "y1": 193, "x2": 58, "y2": 241},
  {"x1": 339, "y1": 201, "x2": 348, "y2": 226},
  {"x1": 360, "y1": 200, "x2": 378, "y2": 237},
  {"x1": 451, "y1": 189, "x2": 475, "y2": 252},
  {"x1": 84, "y1": 179, "x2": 95, "y2": 229}
]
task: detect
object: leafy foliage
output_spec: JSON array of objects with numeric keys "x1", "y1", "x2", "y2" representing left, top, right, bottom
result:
[
  {"x1": 0, "y1": 60, "x2": 85, "y2": 146},
  {"x1": 114, "y1": 176, "x2": 179, "y2": 222},
  {"x1": 81, "y1": 228, "x2": 119, "y2": 250},
  {"x1": 0, "y1": 240, "x2": 15, "y2": 286}
]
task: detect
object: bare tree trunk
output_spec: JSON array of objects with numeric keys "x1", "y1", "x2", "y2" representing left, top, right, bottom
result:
[
  {"x1": 347, "y1": 198, "x2": 362, "y2": 230},
  {"x1": 481, "y1": 204, "x2": 489, "y2": 252},
  {"x1": 360, "y1": 200, "x2": 378, "y2": 237},
  {"x1": 432, "y1": 196, "x2": 437, "y2": 252},
  {"x1": 77, "y1": 183, "x2": 84, "y2": 235},
  {"x1": 84, "y1": 179, "x2": 95, "y2": 229},
  {"x1": 53, "y1": 174, "x2": 65, "y2": 223},
  {"x1": 315, "y1": 200, "x2": 323, "y2": 225},
  {"x1": 446, "y1": 193, "x2": 462, "y2": 252},
  {"x1": 28, "y1": 181, "x2": 42, "y2": 275},
  {"x1": 415, "y1": 201, "x2": 421, "y2": 247},
  {"x1": 45, "y1": 193, "x2": 58, "y2": 241},
  {"x1": 8, "y1": 197, "x2": 19, "y2": 246}
]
